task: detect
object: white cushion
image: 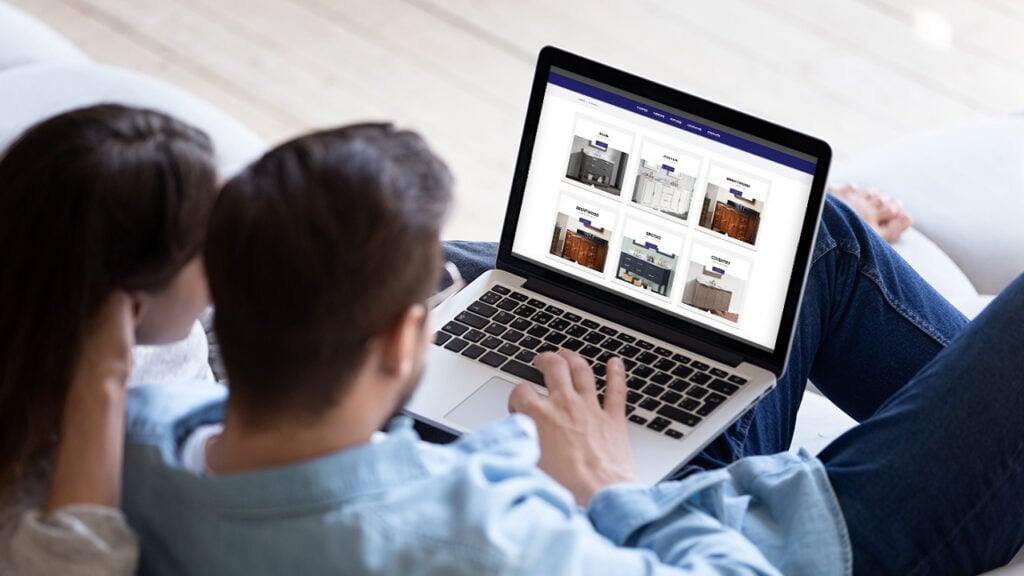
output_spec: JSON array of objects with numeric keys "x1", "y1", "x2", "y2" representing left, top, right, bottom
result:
[
  {"x1": 0, "y1": 2, "x2": 89, "y2": 72},
  {"x1": 0, "y1": 63, "x2": 266, "y2": 176}
]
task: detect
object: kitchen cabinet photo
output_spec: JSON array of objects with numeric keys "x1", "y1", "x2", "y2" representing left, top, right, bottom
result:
[
  {"x1": 698, "y1": 183, "x2": 764, "y2": 247},
  {"x1": 550, "y1": 212, "x2": 613, "y2": 273},
  {"x1": 631, "y1": 160, "x2": 696, "y2": 222},
  {"x1": 615, "y1": 238, "x2": 677, "y2": 296},
  {"x1": 564, "y1": 135, "x2": 629, "y2": 196}
]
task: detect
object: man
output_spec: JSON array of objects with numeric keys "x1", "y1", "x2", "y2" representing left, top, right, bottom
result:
[{"x1": 122, "y1": 124, "x2": 1024, "y2": 575}]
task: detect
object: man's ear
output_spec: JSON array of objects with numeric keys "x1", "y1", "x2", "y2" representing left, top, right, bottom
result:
[
  {"x1": 378, "y1": 304, "x2": 428, "y2": 380},
  {"x1": 128, "y1": 291, "x2": 151, "y2": 332}
]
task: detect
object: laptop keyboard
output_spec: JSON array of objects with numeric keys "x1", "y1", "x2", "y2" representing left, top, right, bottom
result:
[{"x1": 432, "y1": 284, "x2": 749, "y2": 440}]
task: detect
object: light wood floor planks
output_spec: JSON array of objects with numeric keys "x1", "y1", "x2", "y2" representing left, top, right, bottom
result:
[{"x1": 9, "y1": 0, "x2": 1024, "y2": 239}]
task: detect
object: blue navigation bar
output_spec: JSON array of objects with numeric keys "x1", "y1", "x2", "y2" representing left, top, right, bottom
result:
[{"x1": 548, "y1": 72, "x2": 816, "y2": 175}]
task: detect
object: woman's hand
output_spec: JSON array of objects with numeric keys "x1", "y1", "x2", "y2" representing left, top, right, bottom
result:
[
  {"x1": 508, "y1": 350, "x2": 638, "y2": 506},
  {"x1": 48, "y1": 292, "x2": 137, "y2": 512}
]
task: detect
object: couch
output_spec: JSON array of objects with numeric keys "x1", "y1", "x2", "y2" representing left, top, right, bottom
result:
[{"x1": 2, "y1": 2, "x2": 1020, "y2": 571}]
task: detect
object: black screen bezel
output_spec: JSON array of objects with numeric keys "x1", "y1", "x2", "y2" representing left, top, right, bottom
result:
[{"x1": 497, "y1": 46, "x2": 831, "y2": 375}]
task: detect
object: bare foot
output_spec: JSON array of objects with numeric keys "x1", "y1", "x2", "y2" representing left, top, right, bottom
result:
[{"x1": 828, "y1": 183, "x2": 913, "y2": 243}]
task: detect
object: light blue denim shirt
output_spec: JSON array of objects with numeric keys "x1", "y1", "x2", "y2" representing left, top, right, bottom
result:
[{"x1": 122, "y1": 382, "x2": 851, "y2": 575}]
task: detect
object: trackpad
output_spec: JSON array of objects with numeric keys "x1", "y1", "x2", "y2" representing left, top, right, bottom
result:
[{"x1": 445, "y1": 377, "x2": 517, "y2": 430}]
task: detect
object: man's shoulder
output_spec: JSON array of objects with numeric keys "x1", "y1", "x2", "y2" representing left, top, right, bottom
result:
[{"x1": 125, "y1": 381, "x2": 226, "y2": 446}]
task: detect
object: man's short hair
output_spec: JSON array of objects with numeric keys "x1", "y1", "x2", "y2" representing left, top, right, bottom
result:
[{"x1": 204, "y1": 124, "x2": 452, "y2": 426}]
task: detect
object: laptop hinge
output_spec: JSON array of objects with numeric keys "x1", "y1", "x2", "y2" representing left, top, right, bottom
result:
[{"x1": 522, "y1": 277, "x2": 746, "y2": 368}]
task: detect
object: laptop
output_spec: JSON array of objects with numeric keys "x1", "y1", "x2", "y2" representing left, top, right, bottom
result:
[{"x1": 405, "y1": 46, "x2": 831, "y2": 484}]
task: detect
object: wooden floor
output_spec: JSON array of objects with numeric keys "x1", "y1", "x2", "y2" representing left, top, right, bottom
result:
[{"x1": 12, "y1": 0, "x2": 1024, "y2": 239}]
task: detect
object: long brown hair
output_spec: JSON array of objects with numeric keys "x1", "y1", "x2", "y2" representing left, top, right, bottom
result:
[{"x1": 0, "y1": 104, "x2": 217, "y2": 490}]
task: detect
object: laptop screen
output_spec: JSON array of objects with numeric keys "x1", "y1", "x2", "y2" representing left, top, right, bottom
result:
[{"x1": 510, "y1": 65, "x2": 820, "y2": 354}]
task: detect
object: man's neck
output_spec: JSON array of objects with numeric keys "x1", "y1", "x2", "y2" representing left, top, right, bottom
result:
[{"x1": 205, "y1": 398, "x2": 383, "y2": 475}]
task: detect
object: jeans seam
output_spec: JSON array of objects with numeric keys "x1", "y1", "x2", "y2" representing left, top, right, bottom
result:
[{"x1": 907, "y1": 439, "x2": 1024, "y2": 575}]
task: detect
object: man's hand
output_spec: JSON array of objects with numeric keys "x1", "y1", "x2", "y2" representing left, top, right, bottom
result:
[{"x1": 508, "y1": 350, "x2": 638, "y2": 506}]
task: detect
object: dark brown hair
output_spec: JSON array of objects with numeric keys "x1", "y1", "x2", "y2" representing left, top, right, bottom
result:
[
  {"x1": 205, "y1": 123, "x2": 451, "y2": 427},
  {"x1": 0, "y1": 104, "x2": 217, "y2": 489}
]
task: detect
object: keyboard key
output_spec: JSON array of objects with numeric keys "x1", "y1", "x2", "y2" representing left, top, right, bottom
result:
[
  {"x1": 563, "y1": 312, "x2": 582, "y2": 323},
  {"x1": 455, "y1": 311, "x2": 488, "y2": 329},
  {"x1": 479, "y1": 292, "x2": 502, "y2": 305},
  {"x1": 685, "y1": 386, "x2": 709, "y2": 399},
  {"x1": 654, "y1": 358, "x2": 676, "y2": 372},
  {"x1": 601, "y1": 338, "x2": 624, "y2": 352},
  {"x1": 592, "y1": 363, "x2": 607, "y2": 377},
  {"x1": 527, "y1": 298, "x2": 546, "y2": 308},
  {"x1": 650, "y1": 372, "x2": 672, "y2": 385},
  {"x1": 510, "y1": 318, "x2": 532, "y2": 331},
  {"x1": 493, "y1": 311, "x2": 515, "y2": 324},
  {"x1": 626, "y1": 378, "x2": 645, "y2": 391},
  {"x1": 618, "y1": 333, "x2": 636, "y2": 343},
  {"x1": 633, "y1": 366, "x2": 654, "y2": 379},
  {"x1": 599, "y1": 326, "x2": 618, "y2": 337},
  {"x1": 481, "y1": 336, "x2": 503, "y2": 349},
  {"x1": 579, "y1": 345, "x2": 602, "y2": 359},
  {"x1": 434, "y1": 332, "x2": 452, "y2": 346},
  {"x1": 625, "y1": 406, "x2": 636, "y2": 416},
  {"x1": 502, "y1": 330, "x2": 525, "y2": 344},
  {"x1": 484, "y1": 323, "x2": 506, "y2": 336},
  {"x1": 461, "y1": 344, "x2": 485, "y2": 359},
  {"x1": 549, "y1": 318, "x2": 571, "y2": 331},
  {"x1": 646, "y1": 417, "x2": 671, "y2": 432},
  {"x1": 497, "y1": 343, "x2": 520, "y2": 356},
  {"x1": 636, "y1": 351, "x2": 658, "y2": 365},
  {"x1": 442, "y1": 321, "x2": 469, "y2": 336},
  {"x1": 544, "y1": 304, "x2": 564, "y2": 315},
  {"x1": 491, "y1": 284, "x2": 511, "y2": 295},
  {"x1": 679, "y1": 398, "x2": 700, "y2": 412},
  {"x1": 629, "y1": 414, "x2": 648, "y2": 426},
  {"x1": 665, "y1": 429, "x2": 684, "y2": 439},
  {"x1": 509, "y1": 291, "x2": 529, "y2": 302},
  {"x1": 639, "y1": 397, "x2": 662, "y2": 412},
  {"x1": 582, "y1": 332, "x2": 605, "y2": 345},
  {"x1": 660, "y1": 390, "x2": 683, "y2": 404},
  {"x1": 562, "y1": 338, "x2": 584, "y2": 351},
  {"x1": 728, "y1": 375, "x2": 749, "y2": 385},
  {"x1": 463, "y1": 330, "x2": 485, "y2": 343},
  {"x1": 710, "y1": 367, "x2": 728, "y2": 378},
  {"x1": 596, "y1": 351, "x2": 613, "y2": 365},
  {"x1": 705, "y1": 392, "x2": 726, "y2": 405},
  {"x1": 513, "y1": 305, "x2": 537, "y2": 317},
  {"x1": 543, "y1": 332, "x2": 567, "y2": 345},
  {"x1": 668, "y1": 379, "x2": 690, "y2": 392},
  {"x1": 622, "y1": 358, "x2": 637, "y2": 372},
  {"x1": 526, "y1": 325, "x2": 550, "y2": 338},
  {"x1": 531, "y1": 311, "x2": 554, "y2": 325},
  {"x1": 626, "y1": 390, "x2": 643, "y2": 404},
  {"x1": 707, "y1": 379, "x2": 739, "y2": 395},
  {"x1": 618, "y1": 345, "x2": 641, "y2": 358},
  {"x1": 581, "y1": 319, "x2": 600, "y2": 329},
  {"x1": 636, "y1": 340, "x2": 654, "y2": 350},
  {"x1": 657, "y1": 405, "x2": 701, "y2": 427},
  {"x1": 671, "y1": 353, "x2": 691, "y2": 364},
  {"x1": 496, "y1": 298, "x2": 519, "y2": 311},
  {"x1": 501, "y1": 360, "x2": 544, "y2": 385},
  {"x1": 519, "y1": 336, "x2": 542, "y2": 350},
  {"x1": 654, "y1": 346, "x2": 673, "y2": 357},
  {"x1": 671, "y1": 365, "x2": 694, "y2": 379},
  {"x1": 479, "y1": 351, "x2": 506, "y2": 367},
  {"x1": 689, "y1": 372, "x2": 712, "y2": 385},
  {"x1": 536, "y1": 343, "x2": 558, "y2": 354},
  {"x1": 696, "y1": 403, "x2": 720, "y2": 417},
  {"x1": 566, "y1": 324, "x2": 588, "y2": 337},
  {"x1": 515, "y1": 350, "x2": 537, "y2": 363},
  {"x1": 642, "y1": 384, "x2": 665, "y2": 397},
  {"x1": 691, "y1": 360, "x2": 710, "y2": 371},
  {"x1": 467, "y1": 301, "x2": 498, "y2": 318}
]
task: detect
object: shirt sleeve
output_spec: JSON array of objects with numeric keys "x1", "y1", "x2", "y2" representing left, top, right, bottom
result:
[{"x1": 10, "y1": 505, "x2": 138, "y2": 576}]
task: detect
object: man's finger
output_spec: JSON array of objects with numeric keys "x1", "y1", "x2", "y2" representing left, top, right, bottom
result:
[
  {"x1": 508, "y1": 380, "x2": 545, "y2": 416},
  {"x1": 560, "y1": 350, "x2": 596, "y2": 397},
  {"x1": 602, "y1": 357, "x2": 627, "y2": 418},
  {"x1": 533, "y1": 352, "x2": 575, "y2": 398}
]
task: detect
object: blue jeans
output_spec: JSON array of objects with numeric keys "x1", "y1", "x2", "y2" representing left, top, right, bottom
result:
[{"x1": 441, "y1": 197, "x2": 1024, "y2": 575}]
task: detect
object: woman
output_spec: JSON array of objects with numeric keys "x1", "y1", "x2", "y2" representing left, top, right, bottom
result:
[{"x1": 0, "y1": 104, "x2": 216, "y2": 574}]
